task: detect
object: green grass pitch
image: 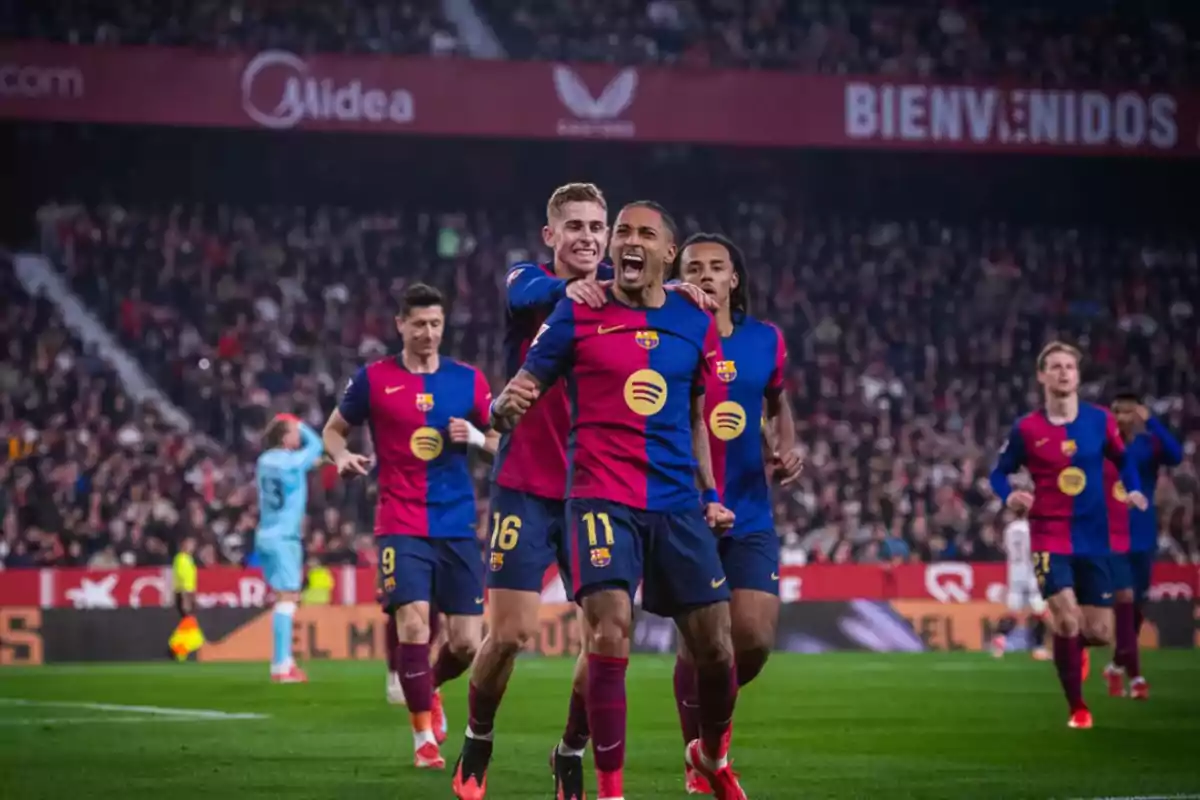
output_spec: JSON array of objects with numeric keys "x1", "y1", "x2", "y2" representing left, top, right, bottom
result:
[{"x1": 1, "y1": 652, "x2": 1198, "y2": 799}]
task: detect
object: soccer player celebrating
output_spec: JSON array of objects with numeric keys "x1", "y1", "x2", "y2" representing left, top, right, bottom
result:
[
  {"x1": 492, "y1": 201, "x2": 748, "y2": 800},
  {"x1": 323, "y1": 283, "x2": 495, "y2": 770},
  {"x1": 991, "y1": 511, "x2": 1050, "y2": 661},
  {"x1": 1102, "y1": 391, "x2": 1182, "y2": 700},
  {"x1": 989, "y1": 342, "x2": 1147, "y2": 729},
  {"x1": 453, "y1": 182, "x2": 612, "y2": 800},
  {"x1": 672, "y1": 232, "x2": 800, "y2": 794},
  {"x1": 254, "y1": 414, "x2": 325, "y2": 683}
]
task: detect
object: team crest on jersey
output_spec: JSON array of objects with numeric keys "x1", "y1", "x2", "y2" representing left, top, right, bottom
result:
[
  {"x1": 490, "y1": 552, "x2": 504, "y2": 572},
  {"x1": 590, "y1": 547, "x2": 612, "y2": 568},
  {"x1": 415, "y1": 393, "x2": 434, "y2": 412},
  {"x1": 1112, "y1": 480, "x2": 1128, "y2": 503},
  {"x1": 383, "y1": 577, "x2": 396, "y2": 592},
  {"x1": 716, "y1": 360, "x2": 737, "y2": 383},
  {"x1": 1061, "y1": 439, "x2": 1077, "y2": 456},
  {"x1": 635, "y1": 330, "x2": 660, "y2": 350}
]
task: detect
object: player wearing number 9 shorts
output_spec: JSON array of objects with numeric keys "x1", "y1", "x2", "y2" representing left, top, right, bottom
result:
[
  {"x1": 989, "y1": 341, "x2": 1146, "y2": 730},
  {"x1": 255, "y1": 415, "x2": 325, "y2": 684},
  {"x1": 323, "y1": 283, "x2": 494, "y2": 771}
]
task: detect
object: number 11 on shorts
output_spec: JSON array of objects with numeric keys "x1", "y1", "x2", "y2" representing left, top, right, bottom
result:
[{"x1": 583, "y1": 512, "x2": 614, "y2": 547}]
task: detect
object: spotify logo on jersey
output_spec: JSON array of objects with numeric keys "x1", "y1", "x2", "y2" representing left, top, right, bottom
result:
[
  {"x1": 709, "y1": 401, "x2": 746, "y2": 441},
  {"x1": 624, "y1": 369, "x2": 667, "y2": 416},
  {"x1": 410, "y1": 427, "x2": 444, "y2": 461}
]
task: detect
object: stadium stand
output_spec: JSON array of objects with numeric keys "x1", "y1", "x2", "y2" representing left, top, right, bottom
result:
[{"x1": 3, "y1": 125, "x2": 1196, "y2": 570}]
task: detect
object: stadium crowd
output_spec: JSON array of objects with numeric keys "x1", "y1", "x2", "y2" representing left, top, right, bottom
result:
[
  {"x1": 5, "y1": 0, "x2": 1196, "y2": 83},
  {"x1": 4, "y1": 187, "x2": 1196, "y2": 571}
]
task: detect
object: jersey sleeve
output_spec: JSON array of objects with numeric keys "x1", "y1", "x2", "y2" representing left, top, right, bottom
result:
[
  {"x1": 470, "y1": 368, "x2": 493, "y2": 431},
  {"x1": 506, "y1": 263, "x2": 568, "y2": 309},
  {"x1": 338, "y1": 366, "x2": 371, "y2": 426},
  {"x1": 1103, "y1": 410, "x2": 1142, "y2": 494},
  {"x1": 596, "y1": 262, "x2": 614, "y2": 281},
  {"x1": 988, "y1": 422, "x2": 1027, "y2": 503},
  {"x1": 1146, "y1": 416, "x2": 1184, "y2": 466},
  {"x1": 694, "y1": 315, "x2": 722, "y2": 396},
  {"x1": 766, "y1": 323, "x2": 787, "y2": 396},
  {"x1": 522, "y1": 298, "x2": 576, "y2": 388}
]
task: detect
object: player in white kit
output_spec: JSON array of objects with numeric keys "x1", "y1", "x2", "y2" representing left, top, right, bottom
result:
[{"x1": 992, "y1": 513, "x2": 1051, "y2": 660}]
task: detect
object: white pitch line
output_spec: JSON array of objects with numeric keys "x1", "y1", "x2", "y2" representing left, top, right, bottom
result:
[
  {"x1": 0, "y1": 716, "x2": 257, "y2": 726},
  {"x1": 0, "y1": 698, "x2": 268, "y2": 720},
  {"x1": 1066, "y1": 795, "x2": 1200, "y2": 800}
]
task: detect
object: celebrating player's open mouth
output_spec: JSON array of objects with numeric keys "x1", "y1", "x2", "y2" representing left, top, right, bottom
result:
[{"x1": 619, "y1": 250, "x2": 645, "y2": 282}]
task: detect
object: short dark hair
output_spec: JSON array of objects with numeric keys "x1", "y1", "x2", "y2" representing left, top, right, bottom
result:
[
  {"x1": 621, "y1": 200, "x2": 678, "y2": 243},
  {"x1": 1112, "y1": 387, "x2": 1140, "y2": 404},
  {"x1": 262, "y1": 417, "x2": 291, "y2": 450},
  {"x1": 671, "y1": 232, "x2": 750, "y2": 320},
  {"x1": 401, "y1": 282, "x2": 444, "y2": 317}
]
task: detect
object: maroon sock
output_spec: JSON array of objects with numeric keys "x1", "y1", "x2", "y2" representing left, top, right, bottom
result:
[
  {"x1": 735, "y1": 648, "x2": 768, "y2": 688},
  {"x1": 432, "y1": 643, "x2": 471, "y2": 688},
  {"x1": 672, "y1": 656, "x2": 700, "y2": 745},
  {"x1": 561, "y1": 687, "x2": 590, "y2": 751},
  {"x1": 696, "y1": 660, "x2": 738, "y2": 760},
  {"x1": 398, "y1": 643, "x2": 433, "y2": 714},
  {"x1": 1114, "y1": 601, "x2": 1141, "y2": 678},
  {"x1": 385, "y1": 615, "x2": 401, "y2": 673},
  {"x1": 1134, "y1": 604, "x2": 1145, "y2": 636},
  {"x1": 586, "y1": 654, "x2": 628, "y2": 774},
  {"x1": 468, "y1": 681, "x2": 503, "y2": 737},
  {"x1": 1053, "y1": 634, "x2": 1085, "y2": 712}
]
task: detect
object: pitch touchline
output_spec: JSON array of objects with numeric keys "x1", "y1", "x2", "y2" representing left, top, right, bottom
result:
[
  {"x1": 0, "y1": 698, "x2": 268, "y2": 720},
  {"x1": 1066, "y1": 795, "x2": 1200, "y2": 800}
]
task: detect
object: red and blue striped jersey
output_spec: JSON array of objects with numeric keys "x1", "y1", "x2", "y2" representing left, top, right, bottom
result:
[
  {"x1": 339, "y1": 356, "x2": 492, "y2": 539},
  {"x1": 1105, "y1": 416, "x2": 1183, "y2": 554},
  {"x1": 706, "y1": 316, "x2": 786, "y2": 537},
  {"x1": 522, "y1": 289, "x2": 721, "y2": 512},
  {"x1": 493, "y1": 261, "x2": 613, "y2": 500},
  {"x1": 989, "y1": 403, "x2": 1141, "y2": 556}
]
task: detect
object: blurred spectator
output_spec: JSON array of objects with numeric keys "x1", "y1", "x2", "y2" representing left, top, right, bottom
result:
[{"x1": 6, "y1": 0, "x2": 463, "y2": 57}]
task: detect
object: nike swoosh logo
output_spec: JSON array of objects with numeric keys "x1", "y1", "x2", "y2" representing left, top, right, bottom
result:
[
  {"x1": 597, "y1": 324, "x2": 625, "y2": 334},
  {"x1": 385, "y1": 386, "x2": 404, "y2": 395},
  {"x1": 595, "y1": 741, "x2": 622, "y2": 753},
  {"x1": 770, "y1": 572, "x2": 779, "y2": 581},
  {"x1": 706, "y1": 350, "x2": 718, "y2": 358},
  {"x1": 403, "y1": 671, "x2": 428, "y2": 679},
  {"x1": 711, "y1": 577, "x2": 727, "y2": 589},
  {"x1": 475, "y1": 597, "x2": 485, "y2": 605}
]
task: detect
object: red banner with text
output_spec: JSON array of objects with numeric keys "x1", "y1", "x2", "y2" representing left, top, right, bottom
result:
[
  {"x1": 1, "y1": 44, "x2": 1196, "y2": 156},
  {"x1": 1, "y1": 562, "x2": 1196, "y2": 609}
]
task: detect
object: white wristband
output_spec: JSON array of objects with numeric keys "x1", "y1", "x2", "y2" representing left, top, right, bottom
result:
[{"x1": 466, "y1": 422, "x2": 486, "y2": 449}]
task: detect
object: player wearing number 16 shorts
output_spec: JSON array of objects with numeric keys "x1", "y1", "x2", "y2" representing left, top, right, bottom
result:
[
  {"x1": 323, "y1": 283, "x2": 495, "y2": 771},
  {"x1": 989, "y1": 342, "x2": 1147, "y2": 729}
]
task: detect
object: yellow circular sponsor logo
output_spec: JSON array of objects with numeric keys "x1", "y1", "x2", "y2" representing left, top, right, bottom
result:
[
  {"x1": 709, "y1": 401, "x2": 747, "y2": 441},
  {"x1": 1112, "y1": 480, "x2": 1127, "y2": 503},
  {"x1": 1057, "y1": 467, "x2": 1087, "y2": 496},
  {"x1": 410, "y1": 426, "x2": 444, "y2": 461},
  {"x1": 623, "y1": 369, "x2": 667, "y2": 416}
]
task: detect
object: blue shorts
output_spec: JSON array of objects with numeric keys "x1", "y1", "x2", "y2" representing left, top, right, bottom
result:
[
  {"x1": 1034, "y1": 552, "x2": 1113, "y2": 607},
  {"x1": 257, "y1": 538, "x2": 303, "y2": 593},
  {"x1": 486, "y1": 486, "x2": 572, "y2": 593},
  {"x1": 377, "y1": 535, "x2": 485, "y2": 617},
  {"x1": 565, "y1": 498, "x2": 731, "y2": 619},
  {"x1": 719, "y1": 530, "x2": 780, "y2": 595},
  {"x1": 1111, "y1": 551, "x2": 1154, "y2": 602}
]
